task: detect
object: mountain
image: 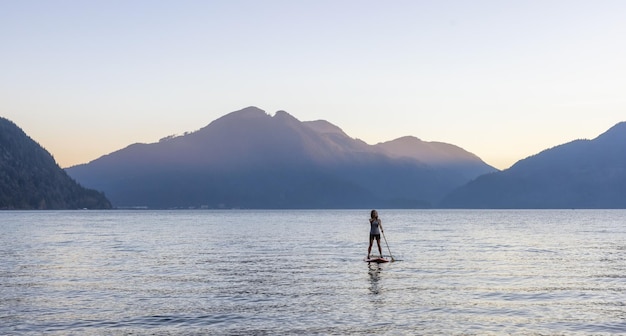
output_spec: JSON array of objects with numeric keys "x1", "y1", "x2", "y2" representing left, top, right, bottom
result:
[
  {"x1": 66, "y1": 107, "x2": 496, "y2": 209},
  {"x1": 0, "y1": 117, "x2": 112, "y2": 210},
  {"x1": 375, "y1": 136, "x2": 493, "y2": 183},
  {"x1": 440, "y1": 122, "x2": 626, "y2": 208}
]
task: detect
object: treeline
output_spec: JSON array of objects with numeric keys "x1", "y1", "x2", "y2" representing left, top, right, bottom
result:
[{"x1": 0, "y1": 117, "x2": 111, "y2": 210}]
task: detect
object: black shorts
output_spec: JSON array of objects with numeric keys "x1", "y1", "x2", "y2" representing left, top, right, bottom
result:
[{"x1": 370, "y1": 234, "x2": 381, "y2": 241}]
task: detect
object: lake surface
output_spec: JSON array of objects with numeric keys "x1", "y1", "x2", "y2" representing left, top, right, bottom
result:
[{"x1": 1, "y1": 210, "x2": 624, "y2": 335}]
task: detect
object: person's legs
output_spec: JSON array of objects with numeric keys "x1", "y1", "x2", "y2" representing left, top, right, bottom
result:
[
  {"x1": 368, "y1": 235, "x2": 374, "y2": 257},
  {"x1": 376, "y1": 236, "x2": 383, "y2": 257}
]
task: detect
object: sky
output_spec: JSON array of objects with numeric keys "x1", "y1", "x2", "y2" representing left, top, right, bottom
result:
[{"x1": 2, "y1": 1, "x2": 625, "y2": 170}]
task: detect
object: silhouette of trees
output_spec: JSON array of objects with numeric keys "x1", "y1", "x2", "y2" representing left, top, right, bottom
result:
[{"x1": 0, "y1": 117, "x2": 112, "y2": 210}]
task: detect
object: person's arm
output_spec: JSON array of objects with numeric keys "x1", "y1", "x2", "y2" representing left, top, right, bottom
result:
[{"x1": 379, "y1": 219, "x2": 384, "y2": 233}]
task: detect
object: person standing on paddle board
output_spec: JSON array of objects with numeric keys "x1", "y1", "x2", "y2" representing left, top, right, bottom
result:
[{"x1": 368, "y1": 210, "x2": 384, "y2": 258}]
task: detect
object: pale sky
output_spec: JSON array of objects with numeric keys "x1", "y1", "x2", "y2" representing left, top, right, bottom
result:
[{"x1": 2, "y1": 1, "x2": 625, "y2": 170}]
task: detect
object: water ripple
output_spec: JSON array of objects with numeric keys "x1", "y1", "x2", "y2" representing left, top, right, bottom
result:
[{"x1": 1, "y1": 209, "x2": 625, "y2": 335}]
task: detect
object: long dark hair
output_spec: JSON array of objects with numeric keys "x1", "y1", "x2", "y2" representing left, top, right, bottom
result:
[{"x1": 370, "y1": 209, "x2": 378, "y2": 219}]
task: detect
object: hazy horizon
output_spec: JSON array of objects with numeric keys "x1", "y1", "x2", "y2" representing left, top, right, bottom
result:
[{"x1": 2, "y1": 1, "x2": 625, "y2": 170}]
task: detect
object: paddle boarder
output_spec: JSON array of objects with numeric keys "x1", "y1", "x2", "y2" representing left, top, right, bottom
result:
[{"x1": 368, "y1": 209, "x2": 384, "y2": 259}]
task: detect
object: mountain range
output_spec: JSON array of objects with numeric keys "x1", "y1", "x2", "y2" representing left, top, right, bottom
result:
[
  {"x1": 66, "y1": 107, "x2": 496, "y2": 209},
  {"x1": 440, "y1": 122, "x2": 626, "y2": 208},
  {"x1": 0, "y1": 117, "x2": 111, "y2": 210},
  {"x1": 3, "y1": 107, "x2": 625, "y2": 209}
]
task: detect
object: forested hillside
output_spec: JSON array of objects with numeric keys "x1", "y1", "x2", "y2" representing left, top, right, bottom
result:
[
  {"x1": 0, "y1": 117, "x2": 111, "y2": 209},
  {"x1": 440, "y1": 122, "x2": 626, "y2": 208}
]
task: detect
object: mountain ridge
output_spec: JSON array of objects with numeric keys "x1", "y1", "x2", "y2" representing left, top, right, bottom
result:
[
  {"x1": 440, "y1": 120, "x2": 626, "y2": 208},
  {"x1": 67, "y1": 107, "x2": 496, "y2": 209}
]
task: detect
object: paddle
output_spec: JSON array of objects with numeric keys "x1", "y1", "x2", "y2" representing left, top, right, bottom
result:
[{"x1": 380, "y1": 225, "x2": 395, "y2": 262}]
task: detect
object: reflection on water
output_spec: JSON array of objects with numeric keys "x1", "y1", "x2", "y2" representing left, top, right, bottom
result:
[
  {"x1": 367, "y1": 263, "x2": 383, "y2": 295},
  {"x1": 0, "y1": 209, "x2": 625, "y2": 335}
]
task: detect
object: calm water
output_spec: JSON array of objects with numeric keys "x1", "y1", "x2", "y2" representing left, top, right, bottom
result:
[{"x1": 1, "y1": 210, "x2": 624, "y2": 335}]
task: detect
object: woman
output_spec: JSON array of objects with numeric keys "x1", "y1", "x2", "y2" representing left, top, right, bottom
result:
[{"x1": 368, "y1": 209, "x2": 384, "y2": 258}]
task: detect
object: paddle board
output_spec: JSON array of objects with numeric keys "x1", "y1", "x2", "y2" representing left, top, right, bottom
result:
[{"x1": 364, "y1": 257, "x2": 390, "y2": 263}]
